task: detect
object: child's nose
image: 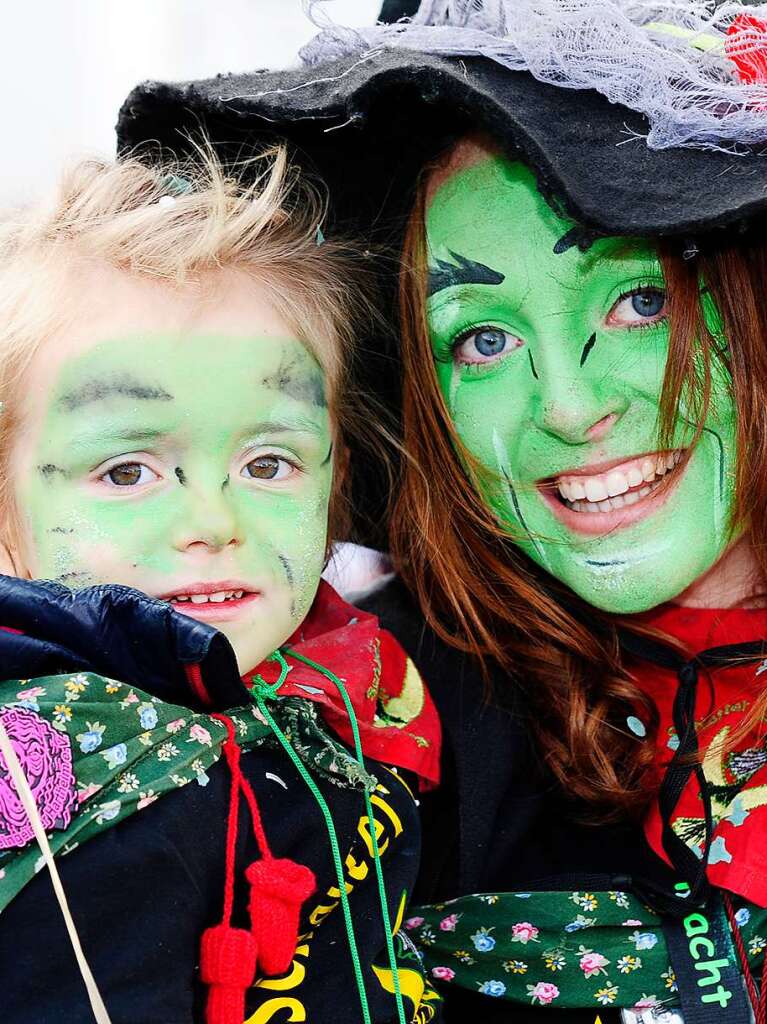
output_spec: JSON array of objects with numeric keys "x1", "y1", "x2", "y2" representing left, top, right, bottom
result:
[{"x1": 172, "y1": 479, "x2": 244, "y2": 554}]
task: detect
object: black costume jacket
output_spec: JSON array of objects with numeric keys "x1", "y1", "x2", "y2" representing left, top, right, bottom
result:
[
  {"x1": 0, "y1": 578, "x2": 436, "y2": 1024},
  {"x1": 361, "y1": 578, "x2": 681, "y2": 1024}
]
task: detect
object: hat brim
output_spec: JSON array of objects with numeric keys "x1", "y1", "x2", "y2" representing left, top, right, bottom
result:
[{"x1": 118, "y1": 48, "x2": 767, "y2": 238}]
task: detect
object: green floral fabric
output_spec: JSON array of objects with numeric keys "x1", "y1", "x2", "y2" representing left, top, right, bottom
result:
[
  {"x1": 0, "y1": 671, "x2": 374, "y2": 911},
  {"x1": 404, "y1": 889, "x2": 767, "y2": 1013}
]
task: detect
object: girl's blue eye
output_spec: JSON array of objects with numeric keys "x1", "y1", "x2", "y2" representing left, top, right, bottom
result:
[
  {"x1": 631, "y1": 290, "x2": 665, "y2": 317},
  {"x1": 608, "y1": 287, "x2": 667, "y2": 327},
  {"x1": 474, "y1": 329, "x2": 508, "y2": 356},
  {"x1": 454, "y1": 327, "x2": 522, "y2": 365}
]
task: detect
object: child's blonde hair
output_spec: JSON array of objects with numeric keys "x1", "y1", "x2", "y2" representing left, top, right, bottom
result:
[{"x1": 0, "y1": 143, "x2": 369, "y2": 557}]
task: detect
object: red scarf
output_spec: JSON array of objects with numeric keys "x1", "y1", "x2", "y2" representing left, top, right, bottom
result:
[
  {"x1": 245, "y1": 581, "x2": 441, "y2": 790},
  {"x1": 633, "y1": 604, "x2": 767, "y2": 905}
]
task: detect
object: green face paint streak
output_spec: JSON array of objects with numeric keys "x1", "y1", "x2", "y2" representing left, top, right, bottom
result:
[
  {"x1": 426, "y1": 156, "x2": 737, "y2": 613},
  {"x1": 18, "y1": 333, "x2": 333, "y2": 670}
]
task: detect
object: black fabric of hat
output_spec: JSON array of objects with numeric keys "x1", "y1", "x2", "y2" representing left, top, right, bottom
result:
[{"x1": 115, "y1": 2, "x2": 767, "y2": 543}]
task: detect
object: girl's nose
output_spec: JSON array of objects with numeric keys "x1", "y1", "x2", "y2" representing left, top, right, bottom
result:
[{"x1": 534, "y1": 382, "x2": 629, "y2": 445}]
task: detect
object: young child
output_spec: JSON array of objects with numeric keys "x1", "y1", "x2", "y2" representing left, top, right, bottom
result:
[{"x1": 0, "y1": 148, "x2": 441, "y2": 1024}]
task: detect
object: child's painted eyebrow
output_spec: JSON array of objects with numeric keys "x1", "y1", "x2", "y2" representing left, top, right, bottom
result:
[
  {"x1": 58, "y1": 374, "x2": 173, "y2": 411},
  {"x1": 244, "y1": 418, "x2": 325, "y2": 438}
]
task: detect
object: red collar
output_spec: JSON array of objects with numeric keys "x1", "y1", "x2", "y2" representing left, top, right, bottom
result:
[{"x1": 244, "y1": 581, "x2": 441, "y2": 790}]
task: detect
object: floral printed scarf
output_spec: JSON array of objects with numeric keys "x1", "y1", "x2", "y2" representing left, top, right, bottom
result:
[{"x1": 405, "y1": 889, "x2": 767, "y2": 1014}]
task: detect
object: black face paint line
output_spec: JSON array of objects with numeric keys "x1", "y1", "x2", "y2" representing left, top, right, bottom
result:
[
  {"x1": 320, "y1": 443, "x2": 334, "y2": 468},
  {"x1": 174, "y1": 467, "x2": 187, "y2": 486},
  {"x1": 553, "y1": 226, "x2": 602, "y2": 255},
  {"x1": 528, "y1": 350, "x2": 539, "y2": 380},
  {"x1": 278, "y1": 554, "x2": 297, "y2": 618},
  {"x1": 427, "y1": 250, "x2": 505, "y2": 298},
  {"x1": 702, "y1": 425, "x2": 725, "y2": 498},
  {"x1": 55, "y1": 570, "x2": 94, "y2": 585},
  {"x1": 221, "y1": 477, "x2": 230, "y2": 491},
  {"x1": 38, "y1": 464, "x2": 69, "y2": 480},
  {"x1": 579, "y1": 333, "x2": 597, "y2": 367},
  {"x1": 502, "y1": 469, "x2": 546, "y2": 562},
  {"x1": 58, "y1": 374, "x2": 173, "y2": 412},
  {"x1": 277, "y1": 553, "x2": 295, "y2": 589},
  {"x1": 585, "y1": 559, "x2": 626, "y2": 567},
  {"x1": 47, "y1": 526, "x2": 75, "y2": 535},
  {"x1": 262, "y1": 352, "x2": 327, "y2": 409}
]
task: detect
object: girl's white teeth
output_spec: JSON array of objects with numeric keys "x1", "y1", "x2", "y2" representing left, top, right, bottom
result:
[
  {"x1": 557, "y1": 451, "x2": 684, "y2": 512},
  {"x1": 173, "y1": 590, "x2": 244, "y2": 604}
]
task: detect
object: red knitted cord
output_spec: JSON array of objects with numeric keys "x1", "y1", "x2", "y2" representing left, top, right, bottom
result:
[
  {"x1": 235, "y1": 742, "x2": 316, "y2": 976},
  {"x1": 238, "y1": 769, "x2": 273, "y2": 861},
  {"x1": 213, "y1": 714, "x2": 242, "y2": 925},
  {"x1": 184, "y1": 663, "x2": 213, "y2": 708},
  {"x1": 723, "y1": 893, "x2": 760, "y2": 1014},
  {"x1": 198, "y1": 714, "x2": 258, "y2": 1024}
]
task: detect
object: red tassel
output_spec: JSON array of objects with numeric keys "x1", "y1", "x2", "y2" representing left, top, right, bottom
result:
[
  {"x1": 199, "y1": 923, "x2": 258, "y2": 1024},
  {"x1": 726, "y1": 14, "x2": 767, "y2": 85},
  {"x1": 246, "y1": 857, "x2": 317, "y2": 975}
]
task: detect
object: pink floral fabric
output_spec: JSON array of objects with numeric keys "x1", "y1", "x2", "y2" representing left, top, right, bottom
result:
[{"x1": 0, "y1": 707, "x2": 77, "y2": 848}]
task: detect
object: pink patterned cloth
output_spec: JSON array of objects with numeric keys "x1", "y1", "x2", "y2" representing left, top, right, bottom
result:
[{"x1": 0, "y1": 707, "x2": 77, "y2": 849}]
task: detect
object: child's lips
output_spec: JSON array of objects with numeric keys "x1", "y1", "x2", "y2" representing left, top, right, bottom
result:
[{"x1": 158, "y1": 582, "x2": 261, "y2": 622}]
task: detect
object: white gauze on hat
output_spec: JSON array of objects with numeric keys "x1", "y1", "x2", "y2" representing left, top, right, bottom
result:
[{"x1": 300, "y1": 0, "x2": 767, "y2": 152}]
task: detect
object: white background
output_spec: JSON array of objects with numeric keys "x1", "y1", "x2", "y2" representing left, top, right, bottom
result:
[{"x1": 0, "y1": 0, "x2": 380, "y2": 202}]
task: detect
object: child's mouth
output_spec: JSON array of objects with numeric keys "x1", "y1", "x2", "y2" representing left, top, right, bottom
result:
[{"x1": 160, "y1": 583, "x2": 260, "y2": 621}]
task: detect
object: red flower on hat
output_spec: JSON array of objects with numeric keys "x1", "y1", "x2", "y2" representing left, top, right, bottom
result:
[{"x1": 726, "y1": 14, "x2": 767, "y2": 85}]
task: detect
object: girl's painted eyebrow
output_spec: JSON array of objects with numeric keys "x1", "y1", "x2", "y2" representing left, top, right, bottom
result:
[
  {"x1": 428, "y1": 250, "x2": 505, "y2": 297},
  {"x1": 58, "y1": 374, "x2": 173, "y2": 411}
]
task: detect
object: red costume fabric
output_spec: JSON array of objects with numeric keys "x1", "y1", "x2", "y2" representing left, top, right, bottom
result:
[
  {"x1": 246, "y1": 581, "x2": 442, "y2": 790},
  {"x1": 634, "y1": 604, "x2": 767, "y2": 905}
]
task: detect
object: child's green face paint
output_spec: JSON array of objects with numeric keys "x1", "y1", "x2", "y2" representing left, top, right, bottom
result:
[
  {"x1": 426, "y1": 155, "x2": 737, "y2": 613},
  {"x1": 13, "y1": 291, "x2": 333, "y2": 672}
]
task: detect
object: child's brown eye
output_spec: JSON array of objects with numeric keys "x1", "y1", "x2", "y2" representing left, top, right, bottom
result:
[
  {"x1": 108, "y1": 463, "x2": 143, "y2": 486},
  {"x1": 244, "y1": 456, "x2": 281, "y2": 480},
  {"x1": 100, "y1": 462, "x2": 158, "y2": 487}
]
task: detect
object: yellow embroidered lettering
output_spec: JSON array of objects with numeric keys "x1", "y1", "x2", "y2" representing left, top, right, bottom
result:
[
  {"x1": 370, "y1": 792, "x2": 404, "y2": 836},
  {"x1": 344, "y1": 850, "x2": 370, "y2": 881},
  {"x1": 244, "y1": 998, "x2": 306, "y2": 1023}
]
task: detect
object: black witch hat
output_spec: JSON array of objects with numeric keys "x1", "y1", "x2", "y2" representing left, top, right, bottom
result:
[
  {"x1": 116, "y1": 0, "x2": 767, "y2": 540},
  {"x1": 117, "y1": 1, "x2": 767, "y2": 237}
]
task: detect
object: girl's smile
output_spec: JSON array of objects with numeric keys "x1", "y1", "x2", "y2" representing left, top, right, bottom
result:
[{"x1": 538, "y1": 448, "x2": 687, "y2": 536}]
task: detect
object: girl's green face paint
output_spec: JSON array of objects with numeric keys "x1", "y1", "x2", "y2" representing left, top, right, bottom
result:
[
  {"x1": 426, "y1": 155, "x2": 737, "y2": 613},
  {"x1": 12, "y1": 270, "x2": 333, "y2": 671}
]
